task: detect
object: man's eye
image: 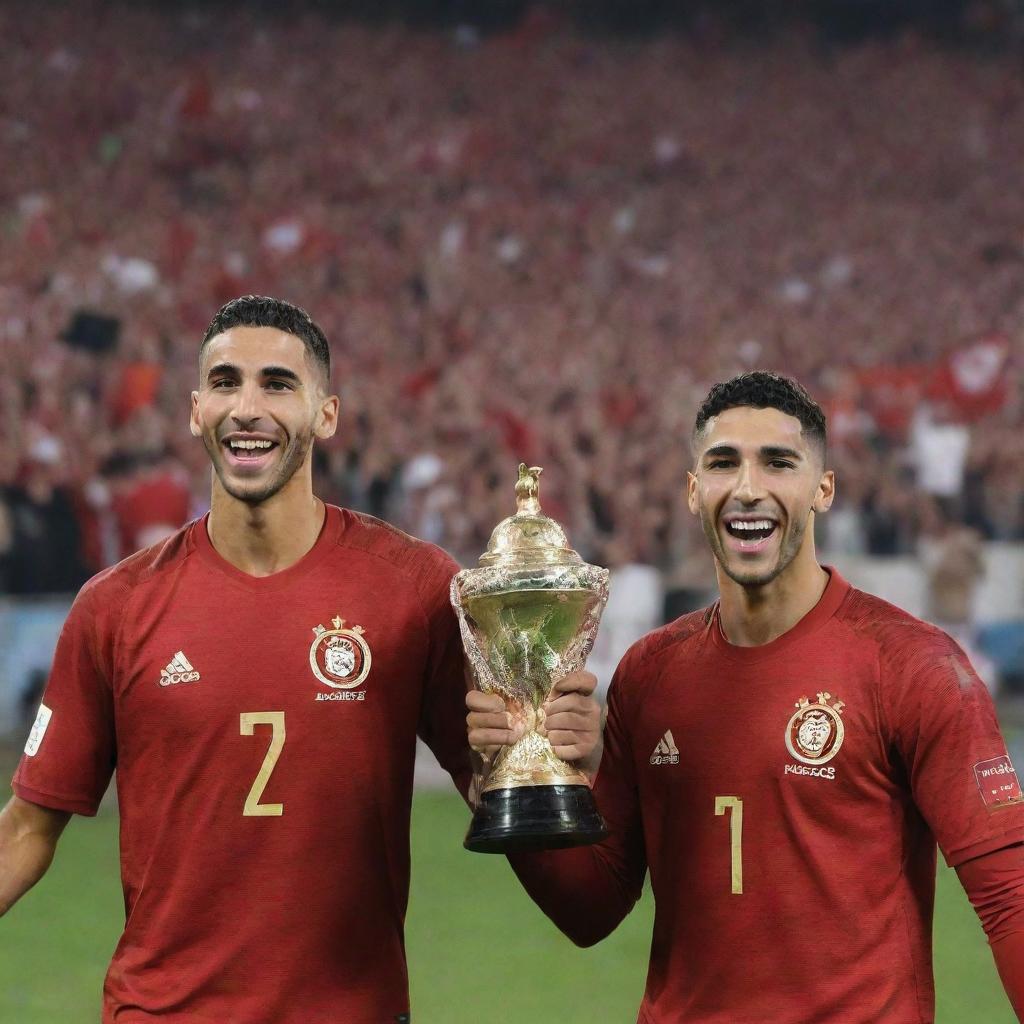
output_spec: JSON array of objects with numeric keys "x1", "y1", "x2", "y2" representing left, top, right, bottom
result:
[
  {"x1": 707, "y1": 460, "x2": 734, "y2": 470},
  {"x1": 769, "y1": 460, "x2": 795, "y2": 469},
  {"x1": 211, "y1": 379, "x2": 235, "y2": 389},
  {"x1": 266, "y1": 380, "x2": 291, "y2": 391}
]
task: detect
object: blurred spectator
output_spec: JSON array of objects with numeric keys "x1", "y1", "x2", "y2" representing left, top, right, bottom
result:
[
  {"x1": 2, "y1": 4, "x2": 1024, "y2": 599},
  {"x1": 921, "y1": 518, "x2": 996, "y2": 689},
  {"x1": 910, "y1": 401, "x2": 972, "y2": 516},
  {"x1": 4, "y1": 452, "x2": 90, "y2": 596},
  {"x1": 925, "y1": 522, "x2": 986, "y2": 631},
  {"x1": 109, "y1": 452, "x2": 192, "y2": 559},
  {"x1": 589, "y1": 537, "x2": 665, "y2": 696}
]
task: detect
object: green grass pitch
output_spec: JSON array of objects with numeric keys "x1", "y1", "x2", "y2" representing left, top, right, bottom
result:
[{"x1": 0, "y1": 790, "x2": 1014, "y2": 1022}]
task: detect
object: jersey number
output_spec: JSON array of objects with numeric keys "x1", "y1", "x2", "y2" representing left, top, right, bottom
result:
[
  {"x1": 240, "y1": 712, "x2": 285, "y2": 816},
  {"x1": 714, "y1": 796, "x2": 743, "y2": 894}
]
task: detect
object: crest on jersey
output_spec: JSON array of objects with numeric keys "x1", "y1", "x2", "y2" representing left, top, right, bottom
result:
[
  {"x1": 310, "y1": 616, "x2": 371, "y2": 689},
  {"x1": 785, "y1": 692, "x2": 845, "y2": 765}
]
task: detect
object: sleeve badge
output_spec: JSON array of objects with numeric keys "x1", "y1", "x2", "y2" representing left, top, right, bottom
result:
[{"x1": 974, "y1": 755, "x2": 1023, "y2": 810}]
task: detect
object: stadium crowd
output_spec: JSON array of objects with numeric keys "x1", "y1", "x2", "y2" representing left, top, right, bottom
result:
[{"x1": 3, "y1": 3, "x2": 1024, "y2": 600}]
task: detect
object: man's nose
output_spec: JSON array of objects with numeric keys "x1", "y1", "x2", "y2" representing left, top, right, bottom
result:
[
  {"x1": 231, "y1": 382, "x2": 263, "y2": 426},
  {"x1": 733, "y1": 462, "x2": 764, "y2": 504}
]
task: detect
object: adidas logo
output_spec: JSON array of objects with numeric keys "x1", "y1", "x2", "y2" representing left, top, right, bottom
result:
[
  {"x1": 160, "y1": 651, "x2": 201, "y2": 687},
  {"x1": 650, "y1": 730, "x2": 680, "y2": 766}
]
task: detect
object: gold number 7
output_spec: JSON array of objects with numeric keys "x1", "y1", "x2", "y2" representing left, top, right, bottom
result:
[
  {"x1": 240, "y1": 712, "x2": 286, "y2": 817},
  {"x1": 714, "y1": 796, "x2": 743, "y2": 894}
]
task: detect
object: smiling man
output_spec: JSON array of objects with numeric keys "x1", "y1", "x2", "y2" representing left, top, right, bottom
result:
[
  {"x1": 0, "y1": 295, "x2": 600, "y2": 1023},
  {"x1": 471, "y1": 371, "x2": 1024, "y2": 1023}
]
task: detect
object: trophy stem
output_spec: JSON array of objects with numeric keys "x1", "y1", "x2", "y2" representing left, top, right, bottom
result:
[
  {"x1": 464, "y1": 783, "x2": 609, "y2": 854},
  {"x1": 485, "y1": 727, "x2": 587, "y2": 791}
]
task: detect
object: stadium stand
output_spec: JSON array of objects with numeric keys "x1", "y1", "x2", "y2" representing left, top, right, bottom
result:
[{"x1": 3, "y1": 3, "x2": 1024, "y2": 709}]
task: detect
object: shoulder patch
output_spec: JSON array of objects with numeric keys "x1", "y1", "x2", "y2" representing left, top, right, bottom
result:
[{"x1": 974, "y1": 755, "x2": 1023, "y2": 810}]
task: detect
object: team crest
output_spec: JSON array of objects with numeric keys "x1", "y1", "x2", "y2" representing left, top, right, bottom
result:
[
  {"x1": 310, "y1": 616, "x2": 371, "y2": 690},
  {"x1": 785, "y1": 692, "x2": 845, "y2": 765}
]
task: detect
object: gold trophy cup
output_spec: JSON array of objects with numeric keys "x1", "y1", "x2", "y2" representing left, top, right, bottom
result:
[{"x1": 451, "y1": 464, "x2": 609, "y2": 853}]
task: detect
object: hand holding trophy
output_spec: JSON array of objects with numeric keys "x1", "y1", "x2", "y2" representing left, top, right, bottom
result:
[{"x1": 451, "y1": 464, "x2": 609, "y2": 853}]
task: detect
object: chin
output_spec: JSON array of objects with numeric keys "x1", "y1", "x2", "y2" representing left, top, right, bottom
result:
[
  {"x1": 730, "y1": 572, "x2": 779, "y2": 589},
  {"x1": 233, "y1": 489, "x2": 278, "y2": 506},
  {"x1": 218, "y1": 472, "x2": 282, "y2": 506},
  {"x1": 722, "y1": 558, "x2": 784, "y2": 588}
]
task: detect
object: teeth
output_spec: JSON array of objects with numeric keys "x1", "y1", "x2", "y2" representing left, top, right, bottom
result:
[
  {"x1": 229, "y1": 439, "x2": 273, "y2": 450},
  {"x1": 730, "y1": 520, "x2": 774, "y2": 531}
]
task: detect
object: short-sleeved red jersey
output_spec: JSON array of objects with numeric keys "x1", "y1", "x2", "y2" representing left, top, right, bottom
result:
[
  {"x1": 13, "y1": 505, "x2": 470, "y2": 1024},
  {"x1": 514, "y1": 569, "x2": 1024, "y2": 1024}
]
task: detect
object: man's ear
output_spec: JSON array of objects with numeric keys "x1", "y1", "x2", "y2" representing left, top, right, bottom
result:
[
  {"x1": 189, "y1": 391, "x2": 201, "y2": 437},
  {"x1": 813, "y1": 470, "x2": 835, "y2": 514},
  {"x1": 316, "y1": 394, "x2": 340, "y2": 440},
  {"x1": 686, "y1": 471, "x2": 699, "y2": 515}
]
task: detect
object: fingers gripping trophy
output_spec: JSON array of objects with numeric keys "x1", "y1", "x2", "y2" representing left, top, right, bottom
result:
[{"x1": 451, "y1": 464, "x2": 610, "y2": 852}]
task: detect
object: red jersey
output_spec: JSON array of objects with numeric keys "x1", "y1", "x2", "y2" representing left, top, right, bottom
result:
[
  {"x1": 513, "y1": 570, "x2": 1024, "y2": 1023},
  {"x1": 13, "y1": 505, "x2": 470, "y2": 1024}
]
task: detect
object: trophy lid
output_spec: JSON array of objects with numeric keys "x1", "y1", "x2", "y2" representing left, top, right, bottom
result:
[{"x1": 478, "y1": 464, "x2": 583, "y2": 568}]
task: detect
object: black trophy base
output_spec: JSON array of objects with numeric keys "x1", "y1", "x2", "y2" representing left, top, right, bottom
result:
[{"x1": 464, "y1": 784, "x2": 608, "y2": 854}]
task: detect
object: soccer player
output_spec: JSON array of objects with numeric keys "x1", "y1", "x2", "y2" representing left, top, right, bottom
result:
[
  {"x1": 0, "y1": 295, "x2": 600, "y2": 1023},
  {"x1": 469, "y1": 371, "x2": 1024, "y2": 1022}
]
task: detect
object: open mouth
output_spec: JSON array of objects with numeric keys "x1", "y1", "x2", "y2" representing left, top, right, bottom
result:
[
  {"x1": 723, "y1": 517, "x2": 779, "y2": 552},
  {"x1": 221, "y1": 437, "x2": 279, "y2": 469}
]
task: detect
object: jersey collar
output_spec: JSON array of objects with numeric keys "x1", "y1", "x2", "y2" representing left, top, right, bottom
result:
[
  {"x1": 191, "y1": 503, "x2": 342, "y2": 589},
  {"x1": 708, "y1": 566, "x2": 852, "y2": 663}
]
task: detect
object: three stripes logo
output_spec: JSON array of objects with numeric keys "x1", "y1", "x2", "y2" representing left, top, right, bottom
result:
[
  {"x1": 160, "y1": 651, "x2": 201, "y2": 687},
  {"x1": 650, "y1": 730, "x2": 680, "y2": 766}
]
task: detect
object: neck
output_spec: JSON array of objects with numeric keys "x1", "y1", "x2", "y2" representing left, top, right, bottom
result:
[
  {"x1": 716, "y1": 548, "x2": 829, "y2": 647},
  {"x1": 207, "y1": 471, "x2": 325, "y2": 577}
]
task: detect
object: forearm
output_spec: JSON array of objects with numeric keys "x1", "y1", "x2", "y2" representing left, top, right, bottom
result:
[
  {"x1": 508, "y1": 841, "x2": 643, "y2": 947},
  {"x1": 957, "y1": 843, "x2": 1024, "y2": 1021},
  {"x1": 992, "y1": 930, "x2": 1024, "y2": 1021},
  {"x1": 0, "y1": 797, "x2": 70, "y2": 917}
]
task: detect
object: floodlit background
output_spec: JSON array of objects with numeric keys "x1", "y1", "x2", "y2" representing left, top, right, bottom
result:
[{"x1": 2, "y1": 1, "x2": 1024, "y2": 1020}]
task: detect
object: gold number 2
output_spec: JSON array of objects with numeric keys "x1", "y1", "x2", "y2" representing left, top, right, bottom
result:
[
  {"x1": 714, "y1": 796, "x2": 743, "y2": 894},
  {"x1": 240, "y1": 712, "x2": 286, "y2": 816}
]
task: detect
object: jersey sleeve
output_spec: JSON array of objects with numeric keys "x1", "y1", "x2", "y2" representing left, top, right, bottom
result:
[
  {"x1": 11, "y1": 580, "x2": 117, "y2": 816},
  {"x1": 415, "y1": 552, "x2": 472, "y2": 798},
  {"x1": 507, "y1": 646, "x2": 648, "y2": 947},
  {"x1": 884, "y1": 630, "x2": 1024, "y2": 866},
  {"x1": 957, "y1": 844, "x2": 1024, "y2": 1018}
]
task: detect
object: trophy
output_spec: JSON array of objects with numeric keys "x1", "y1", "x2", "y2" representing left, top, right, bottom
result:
[{"x1": 451, "y1": 463, "x2": 610, "y2": 853}]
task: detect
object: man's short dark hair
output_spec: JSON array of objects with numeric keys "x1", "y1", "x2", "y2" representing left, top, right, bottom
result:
[
  {"x1": 201, "y1": 295, "x2": 331, "y2": 391},
  {"x1": 693, "y1": 371, "x2": 827, "y2": 460}
]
